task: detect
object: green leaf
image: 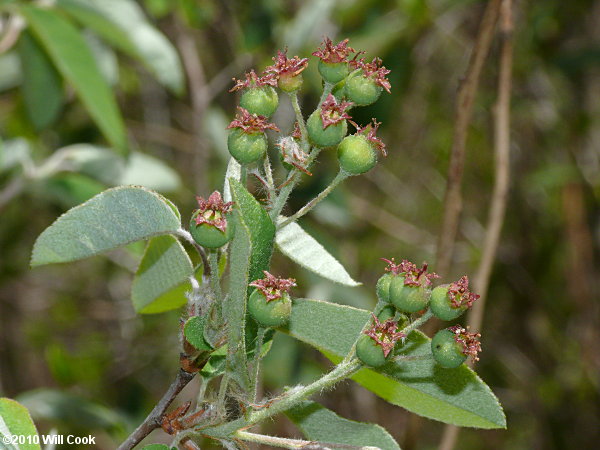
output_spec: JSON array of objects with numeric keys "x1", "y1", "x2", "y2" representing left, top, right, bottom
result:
[
  {"x1": 284, "y1": 299, "x2": 506, "y2": 429},
  {"x1": 287, "y1": 401, "x2": 400, "y2": 450},
  {"x1": 141, "y1": 445, "x2": 171, "y2": 450},
  {"x1": 276, "y1": 220, "x2": 361, "y2": 287},
  {"x1": 18, "y1": 30, "x2": 63, "y2": 129},
  {"x1": 57, "y1": 0, "x2": 184, "y2": 94},
  {"x1": 120, "y1": 152, "x2": 182, "y2": 192},
  {"x1": 131, "y1": 235, "x2": 193, "y2": 314},
  {"x1": 54, "y1": 144, "x2": 124, "y2": 185},
  {"x1": 229, "y1": 178, "x2": 275, "y2": 282},
  {"x1": 184, "y1": 316, "x2": 212, "y2": 351},
  {"x1": 19, "y1": 4, "x2": 127, "y2": 154},
  {"x1": 224, "y1": 211, "x2": 252, "y2": 392},
  {"x1": 31, "y1": 186, "x2": 181, "y2": 266},
  {"x1": 0, "y1": 398, "x2": 40, "y2": 450},
  {"x1": 16, "y1": 389, "x2": 124, "y2": 432}
]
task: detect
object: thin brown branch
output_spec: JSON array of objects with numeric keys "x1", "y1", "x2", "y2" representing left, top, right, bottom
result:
[
  {"x1": 439, "y1": 1, "x2": 513, "y2": 450},
  {"x1": 117, "y1": 370, "x2": 195, "y2": 450},
  {"x1": 435, "y1": 0, "x2": 503, "y2": 278}
]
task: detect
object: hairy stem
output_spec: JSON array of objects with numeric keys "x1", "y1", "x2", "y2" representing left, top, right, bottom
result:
[
  {"x1": 250, "y1": 327, "x2": 266, "y2": 404},
  {"x1": 208, "y1": 250, "x2": 222, "y2": 301},
  {"x1": 278, "y1": 170, "x2": 349, "y2": 229},
  {"x1": 177, "y1": 229, "x2": 211, "y2": 278},
  {"x1": 401, "y1": 309, "x2": 433, "y2": 336},
  {"x1": 288, "y1": 91, "x2": 309, "y2": 151},
  {"x1": 203, "y1": 358, "x2": 362, "y2": 439},
  {"x1": 318, "y1": 82, "x2": 334, "y2": 105},
  {"x1": 117, "y1": 370, "x2": 195, "y2": 450}
]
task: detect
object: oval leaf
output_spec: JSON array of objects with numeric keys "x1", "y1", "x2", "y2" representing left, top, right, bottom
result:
[
  {"x1": 276, "y1": 220, "x2": 361, "y2": 286},
  {"x1": 31, "y1": 186, "x2": 181, "y2": 266},
  {"x1": 287, "y1": 401, "x2": 400, "y2": 450},
  {"x1": 0, "y1": 398, "x2": 40, "y2": 450},
  {"x1": 284, "y1": 299, "x2": 506, "y2": 429},
  {"x1": 19, "y1": 4, "x2": 127, "y2": 154},
  {"x1": 57, "y1": 0, "x2": 184, "y2": 94},
  {"x1": 131, "y1": 235, "x2": 193, "y2": 314},
  {"x1": 18, "y1": 30, "x2": 63, "y2": 129}
]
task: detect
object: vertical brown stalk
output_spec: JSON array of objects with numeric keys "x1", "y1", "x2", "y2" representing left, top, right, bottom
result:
[
  {"x1": 403, "y1": 1, "x2": 504, "y2": 448},
  {"x1": 438, "y1": 0, "x2": 513, "y2": 449}
]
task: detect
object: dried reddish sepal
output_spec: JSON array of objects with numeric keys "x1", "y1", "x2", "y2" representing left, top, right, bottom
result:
[
  {"x1": 319, "y1": 94, "x2": 353, "y2": 129},
  {"x1": 364, "y1": 314, "x2": 406, "y2": 357},
  {"x1": 277, "y1": 137, "x2": 312, "y2": 176},
  {"x1": 312, "y1": 37, "x2": 356, "y2": 64},
  {"x1": 229, "y1": 69, "x2": 277, "y2": 92},
  {"x1": 381, "y1": 257, "x2": 439, "y2": 287},
  {"x1": 448, "y1": 325, "x2": 482, "y2": 361},
  {"x1": 447, "y1": 276, "x2": 480, "y2": 309},
  {"x1": 291, "y1": 121, "x2": 302, "y2": 140},
  {"x1": 249, "y1": 271, "x2": 297, "y2": 302},
  {"x1": 227, "y1": 107, "x2": 280, "y2": 134},
  {"x1": 349, "y1": 57, "x2": 391, "y2": 93},
  {"x1": 351, "y1": 118, "x2": 386, "y2": 156},
  {"x1": 265, "y1": 49, "x2": 309, "y2": 78},
  {"x1": 193, "y1": 191, "x2": 234, "y2": 233}
]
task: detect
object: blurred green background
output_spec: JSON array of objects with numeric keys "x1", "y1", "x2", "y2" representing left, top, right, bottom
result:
[{"x1": 1, "y1": 0, "x2": 599, "y2": 448}]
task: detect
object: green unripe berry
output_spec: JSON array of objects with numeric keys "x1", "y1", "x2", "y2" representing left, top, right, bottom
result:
[
  {"x1": 376, "y1": 272, "x2": 394, "y2": 303},
  {"x1": 377, "y1": 305, "x2": 396, "y2": 322},
  {"x1": 431, "y1": 329, "x2": 467, "y2": 368},
  {"x1": 227, "y1": 129, "x2": 267, "y2": 164},
  {"x1": 430, "y1": 285, "x2": 467, "y2": 321},
  {"x1": 278, "y1": 74, "x2": 303, "y2": 93},
  {"x1": 318, "y1": 60, "x2": 349, "y2": 84},
  {"x1": 306, "y1": 110, "x2": 348, "y2": 147},
  {"x1": 248, "y1": 289, "x2": 292, "y2": 328},
  {"x1": 389, "y1": 275, "x2": 430, "y2": 313},
  {"x1": 337, "y1": 134, "x2": 378, "y2": 175},
  {"x1": 345, "y1": 71, "x2": 382, "y2": 106},
  {"x1": 190, "y1": 214, "x2": 234, "y2": 249},
  {"x1": 356, "y1": 334, "x2": 387, "y2": 367},
  {"x1": 240, "y1": 86, "x2": 279, "y2": 117}
]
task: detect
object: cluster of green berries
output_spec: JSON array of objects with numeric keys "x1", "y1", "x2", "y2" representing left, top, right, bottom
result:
[
  {"x1": 226, "y1": 37, "x2": 391, "y2": 176},
  {"x1": 357, "y1": 258, "x2": 482, "y2": 368}
]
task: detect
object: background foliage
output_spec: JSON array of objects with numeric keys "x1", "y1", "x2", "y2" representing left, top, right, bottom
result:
[{"x1": 1, "y1": 0, "x2": 598, "y2": 448}]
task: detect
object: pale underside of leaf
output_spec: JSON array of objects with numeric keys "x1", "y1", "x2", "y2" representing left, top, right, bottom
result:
[{"x1": 276, "y1": 220, "x2": 361, "y2": 287}]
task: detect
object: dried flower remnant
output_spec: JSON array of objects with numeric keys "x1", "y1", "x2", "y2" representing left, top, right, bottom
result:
[
  {"x1": 265, "y1": 49, "x2": 309, "y2": 78},
  {"x1": 277, "y1": 137, "x2": 312, "y2": 175},
  {"x1": 447, "y1": 276, "x2": 480, "y2": 309},
  {"x1": 319, "y1": 94, "x2": 353, "y2": 129},
  {"x1": 193, "y1": 191, "x2": 234, "y2": 233},
  {"x1": 249, "y1": 271, "x2": 297, "y2": 302},
  {"x1": 351, "y1": 118, "x2": 387, "y2": 156},
  {"x1": 364, "y1": 314, "x2": 406, "y2": 357},
  {"x1": 350, "y1": 57, "x2": 392, "y2": 93},
  {"x1": 312, "y1": 37, "x2": 356, "y2": 63},
  {"x1": 448, "y1": 325, "x2": 482, "y2": 361},
  {"x1": 381, "y1": 257, "x2": 439, "y2": 287},
  {"x1": 227, "y1": 107, "x2": 280, "y2": 134},
  {"x1": 291, "y1": 122, "x2": 302, "y2": 140},
  {"x1": 229, "y1": 69, "x2": 277, "y2": 92}
]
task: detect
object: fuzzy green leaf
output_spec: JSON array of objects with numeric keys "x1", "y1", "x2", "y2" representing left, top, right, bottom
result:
[
  {"x1": 31, "y1": 186, "x2": 181, "y2": 266},
  {"x1": 223, "y1": 158, "x2": 241, "y2": 203},
  {"x1": 18, "y1": 30, "x2": 63, "y2": 130},
  {"x1": 224, "y1": 211, "x2": 252, "y2": 392},
  {"x1": 131, "y1": 235, "x2": 193, "y2": 314},
  {"x1": 287, "y1": 400, "x2": 400, "y2": 450},
  {"x1": 184, "y1": 316, "x2": 212, "y2": 351},
  {"x1": 0, "y1": 398, "x2": 40, "y2": 450},
  {"x1": 284, "y1": 299, "x2": 506, "y2": 429},
  {"x1": 229, "y1": 179, "x2": 275, "y2": 282},
  {"x1": 276, "y1": 220, "x2": 361, "y2": 286},
  {"x1": 57, "y1": 0, "x2": 184, "y2": 94},
  {"x1": 19, "y1": 5, "x2": 127, "y2": 154}
]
